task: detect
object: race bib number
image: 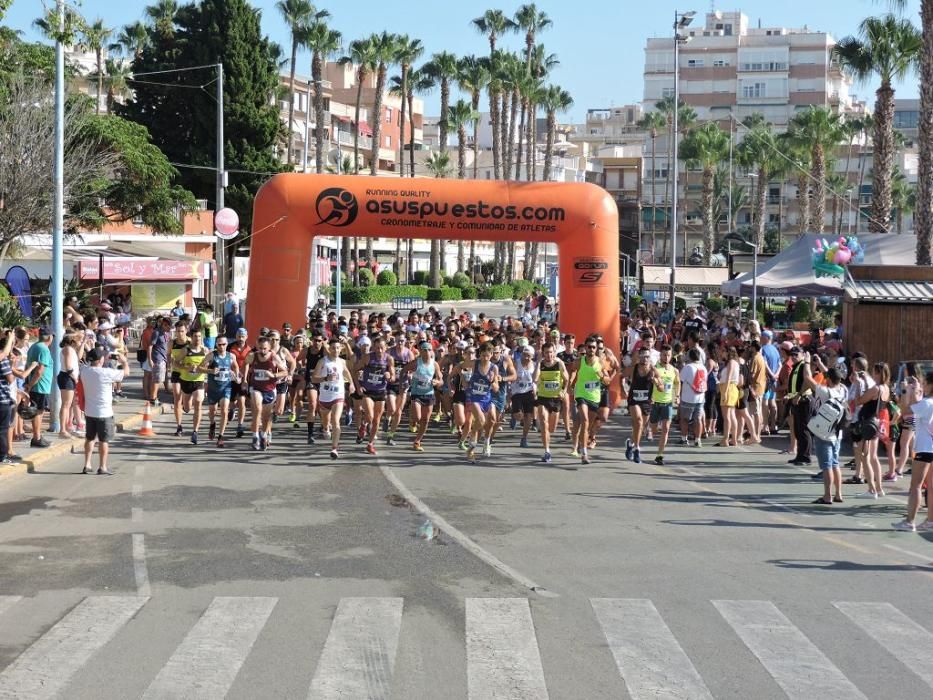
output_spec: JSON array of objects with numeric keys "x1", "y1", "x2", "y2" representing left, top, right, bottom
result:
[
  {"x1": 366, "y1": 370, "x2": 384, "y2": 384},
  {"x1": 664, "y1": 380, "x2": 673, "y2": 393},
  {"x1": 584, "y1": 380, "x2": 600, "y2": 391},
  {"x1": 543, "y1": 381, "x2": 560, "y2": 391},
  {"x1": 517, "y1": 381, "x2": 533, "y2": 393},
  {"x1": 633, "y1": 389, "x2": 650, "y2": 402},
  {"x1": 253, "y1": 369, "x2": 270, "y2": 381},
  {"x1": 323, "y1": 382, "x2": 340, "y2": 394},
  {"x1": 472, "y1": 385, "x2": 490, "y2": 397},
  {"x1": 413, "y1": 376, "x2": 431, "y2": 391},
  {"x1": 216, "y1": 369, "x2": 231, "y2": 382}
]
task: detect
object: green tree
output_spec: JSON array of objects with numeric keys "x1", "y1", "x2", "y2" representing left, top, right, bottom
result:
[
  {"x1": 276, "y1": 0, "x2": 321, "y2": 167},
  {"x1": 679, "y1": 121, "x2": 730, "y2": 264},
  {"x1": 448, "y1": 99, "x2": 479, "y2": 272},
  {"x1": 789, "y1": 106, "x2": 846, "y2": 233},
  {"x1": 80, "y1": 19, "x2": 113, "y2": 115},
  {"x1": 424, "y1": 151, "x2": 452, "y2": 287},
  {"x1": 473, "y1": 10, "x2": 516, "y2": 180},
  {"x1": 457, "y1": 55, "x2": 489, "y2": 179},
  {"x1": 394, "y1": 35, "x2": 423, "y2": 177},
  {"x1": 514, "y1": 4, "x2": 551, "y2": 177},
  {"x1": 303, "y1": 18, "x2": 341, "y2": 174},
  {"x1": 834, "y1": 14, "x2": 920, "y2": 232},
  {"x1": 425, "y1": 51, "x2": 459, "y2": 156},
  {"x1": 339, "y1": 37, "x2": 378, "y2": 174},
  {"x1": 655, "y1": 96, "x2": 697, "y2": 255},
  {"x1": 0, "y1": 1, "x2": 12, "y2": 22},
  {"x1": 890, "y1": 166, "x2": 916, "y2": 233},
  {"x1": 737, "y1": 113, "x2": 782, "y2": 248},
  {"x1": 638, "y1": 110, "x2": 668, "y2": 250},
  {"x1": 145, "y1": 0, "x2": 178, "y2": 39},
  {"x1": 110, "y1": 21, "x2": 149, "y2": 60},
  {"x1": 119, "y1": 0, "x2": 284, "y2": 243},
  {"x1": 90, "y1": 58, "x2": 132, "y2": 114},
  {"x1": 368, "y1": 31, "x2": 400, "y2": 176}
]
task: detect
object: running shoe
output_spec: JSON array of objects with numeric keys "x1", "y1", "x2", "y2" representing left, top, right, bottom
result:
[
  {"x1": 633, "y1": 448, "x2": 641, "y2": 464},
  {"x1": 386, "y1": 433, "x2": 396, "y2": 446},
  {"x1": 563, "y1": 431, "x2": 572, "y2": 441},
  {"x1": 344, "y1": 410, "x2": 353, "y2": 426},
  {"x1": 174, "y1": 424, "x2": 183, "y2": 437},
  {"x1": 366, "y1": 443, "x2": 377, "y2": 456},
  {"x1": 216, "y1": 437, "x2": 224, "y2": 448},
  {"x1": 694, "y1": 437, "x2": 703, "y2": 448},
  {"x1": 251, "y1": 436, "x2": 260, "y2": 450},
  {"x1": 654, "y1": 455, "x2": 664, "y2": 465},
  {"x1": 509, "y1": 417, "x2": 517, "y2": 430},
  {"x1": 208, "y1": 422, "x2": 216, "y2": 440},
  {"x1": 466, "y1": 445, "x2": 476, "y2": 463},
  {"x1": 570, "y1": 449, "x2": 580, "y2": 458},
  {"x1": 190, "y1": 431, "x2": 198, "y2": 445},
  {"x1": 519, "y1": 437, "x2": 529, "y2": 448},
  {"x1": 330, "y1": 449, "x2": 339, "y2": 460},
  {"x1": 356, "y1": 424, "x2": 365, "y2": 444},
  {"x1": 917, "y1": 520, "x2": 933, "y2": 531},
  {"x1": 449, "y1": 425, "x2": 458, "y2": 435},
  {"x1": 307, "y1": 433, "x2": 316, "y2": 445},
  {"x1": 680, "y1": 437, "x2": 689, "y2": 445},
  {"x1": 288, "y1": 412, "x2": 297, "y2": 423},
  {"x1": 882, "y1": 473, "x2": 899, "y2": 482},
  {"x1": 855, "y1": 491, "x2": 878, "y2": 499},
  {"x1": 411, "y1": 424, "x2": 419, "y2": 433},
  {"x1": 542, "y1": 451, "x2": 552, "y2": 464},
  {"x1": 413, "y1": 442, "x2": 424, "y2": 452},
  {"x1": 625, "y1": 438, "x2": 634, "y2": 461},
  {"x1": 892, "y1": 519, "x2": 916, "y2": 532},
  {"x1": 581, "y1": 452, "x2": 591, "y2": 465},
  {"x1": 259, "y1": 435, "x2": 267, "y2": 451},
  {"x1": 482, "y1": 441, "x2": 492, "y2": 457},
  {"x1": 236, "y1": 426, "x2": 244, "y2": 439},
  {"x1": 458, "y1": 440, "x2": 468, "y2": 451}
]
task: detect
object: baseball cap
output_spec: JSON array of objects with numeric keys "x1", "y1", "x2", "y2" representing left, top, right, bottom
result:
[
  {"x1": 282, "y1": 322, "x2": 291, "y2": 330},
  {"x1": 357, "y1": 336, "x2": 372, "y2": 346},
  {"x1": 98, "y1": 321, "x2": 113, "y2": 331},
  {"x1": 338, "y1": 324, "x2": 348, "y2": 334},
  {"x1": 522, "y1": 346, "x2": 535, "y2": 356},
  {"x1": 419, "y1": 341, "x2": 431, "y2": 350},
  {"x1": 237, "y1": 328, "x2": 248, "y2": 336},
  {"x1": 549, "y1": 329, "x2": 560, "y2": 338},
  {"x1": 516, "y1": 337, "x2": 528, "y2": 346},
  {"x1": 789, "y1": 345, "x2": 802, "y2": 355},
  {"x1": 455, "y1": 340, "x2": 468, "y2": 349},
  {"x1": 86, "y1": 347, "x2": 103, "y2": 362},
  {"x1": 38, "y1": 326, "x2": 54, "y2": 339},
  {"x1": 762, "y1": 330, "x2": 774, "y2": 339}
]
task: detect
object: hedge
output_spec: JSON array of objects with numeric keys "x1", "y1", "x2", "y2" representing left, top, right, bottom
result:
[
  {"x1": 357, "y1": 268, "x2": 375, "y2": 287},
  {"x1": 340, "y1": 285, "x2": 429, "y2": 304},
  {"x1": 376, "y1": 269, "x2": 397, "y2": 286},
  {"x1": 511, "y1": 279, "x2": 545, "y2": 299},
  {"x1": 450, "y1": 272, "x2": 470, "y2": 289},
  {"x1": 479, "y1": 283, "x2": 514, "y2": 300},
  {"x1": 411, "y1": 270, "x2": 429, "y2": 285},
  {"x1": 703, "y1": 296, "x2": 724, "y2": 312},
  {"x1": 460, "y1": 286, "x2": 478, "y2": 300},
  {"x1": 427, "y1": 287, "x2": 462, "y2": 301}
]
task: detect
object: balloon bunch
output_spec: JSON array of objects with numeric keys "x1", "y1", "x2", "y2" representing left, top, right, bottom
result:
[{"x1": 811, "y1": 236, "x2": 864, "y2": 279}]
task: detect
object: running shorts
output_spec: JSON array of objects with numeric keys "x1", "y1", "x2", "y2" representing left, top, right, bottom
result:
[
  {"x1": 206, "y1": 386, "x2": 232, "y2": 405},
  {"x1": 180, "y1": 380, "x2": 204, "y2": 395},
  {"x1": 535, "y1": 396, "x2": 561, "y2": 414},
  {"x1": 511, "y1": 391, "x2": 535, "y2": 415},
  {"x1": 650, "y1": 402, "x2": 674, "y2": 423}
]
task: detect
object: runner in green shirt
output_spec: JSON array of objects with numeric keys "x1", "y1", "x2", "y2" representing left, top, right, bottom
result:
[{"x1": 650, "y1": 344, "x2": 679, "y2": 465}]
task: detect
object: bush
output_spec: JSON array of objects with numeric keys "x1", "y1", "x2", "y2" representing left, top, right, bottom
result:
[
  {"x1": 450, "y1": 272, "x2": 470, "y2": 289},
  {"x1": 427, "y1": 287, "x2": 462, "y2": 301},
  {"x1": 358, "y1": 268, "x2": 375, "y2": 287},
  {"x1": 412, "y1": 270, "x2": 429, "y2": 285},
  {"x1": 511, "y1": 279, "x2": 544, "y2": 299},
  {"x1": 332, "y1": 270, "x2": 348, "y2": 288},
  {"x1": 675, "y1": 296, "x2": 687, "y2": 311},
  {"x1": 376, "y1": 269, "x2": 397, "y2": 286},
  {"x1": 340, "y1": 285, "x2": 429, "y2": 305},
  {"x1": 479, "y1": 283, "x2": 514, "y2": 300},
  {"x1": 703, "y1": 296, "x2": 725, "y2": 312},
  {"x1": 442, "y1": 275, "x2": 454, "y2": 288},
  {"x1": 793, "y1": 299, "x2": 813, "y2": 322},
  {"x1": 461, "y1": 286, "x2": 478, "y2": 300}
]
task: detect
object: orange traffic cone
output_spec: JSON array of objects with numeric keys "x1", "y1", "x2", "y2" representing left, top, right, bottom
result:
[{"x1": 138, "y1": 402, "x2": 156, "y2": 437}]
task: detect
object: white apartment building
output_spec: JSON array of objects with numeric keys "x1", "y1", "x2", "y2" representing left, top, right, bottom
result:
[{"x1": 643, "y1": 10, "x2": 857, "y2": 127}]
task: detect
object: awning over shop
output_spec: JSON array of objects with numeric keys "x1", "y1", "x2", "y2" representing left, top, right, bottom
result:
[
  {"x1": 846, "y1": 279, "x2": 933, "y2": 303},
  {"x1": 642, "y1": 265, "x2": 729, "y2": 293}
]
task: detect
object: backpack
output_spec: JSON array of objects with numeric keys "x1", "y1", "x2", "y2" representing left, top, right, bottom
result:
[
  {"x1": 691, "y1": 366, "x2": 707, "y2": 395},
  {"x1": 808, "y1": 392, "x2": 847, "y2": 441}
]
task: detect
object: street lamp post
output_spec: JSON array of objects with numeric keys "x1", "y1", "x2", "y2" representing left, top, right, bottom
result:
[
  {"x1": 50, "y1": 0, "x2": 65, "y2": 432},
  {"x1": 668, "y1": 9, "x2": 696, "y2": 309},
  {"x1": 620, "y1": 253, "x2": 634, "y2": 312}
]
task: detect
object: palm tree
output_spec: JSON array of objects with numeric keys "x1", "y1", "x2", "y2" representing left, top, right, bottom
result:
[
  {"x1": 144, "y1": 0, "x2": 177, "y2": 39},
  {"x1": 368, "y1": 31, "x2": 400, "y2": 176},
  {"x1": 303, "y1": 19, "x2": 342, "y2": 174},
  {"x1": 737, "y1": 114, "x2": 782, "y2": 249},
  {"x1": 778, "y1": 132, "x2": 814, "y2": 234},
  {"x1": 525, "y1": 44, "x2": 558, "y2": 181},
  {"x1": 457, "y1": 55, "x2": 489, "y2": 179},
  {"x1": 80, "y1": 19, "x2": 113, "y2": 115},
  {"x1": 110, "y1": 21, "x2": 148, "y2": 60},
  {"x1": 500, "y1": 53, "x2": 525, "y2": 176},
  {"x1": 473, "y1": 10, "x2": 516, "y2": 179},
  {"x1": 914, "y1": 0, "x2": 933, "y2": 263},
  {"x1": 789, "y1": 106, "x2": 846, "y2": 233},
  {"x1": 890, "y1": 167, "x2": 916, "y2": 233},
  {"x1": 655, "y1": 97, "x2": 697, "y2": 254},
  {"x1": 679, "y1": 122, "x2": 731, "y2": 264},
  {"x1": 100, "y1": 58, "x2": 131, "y2": 113},
  {"x1": 425, "y1": 52, "x2": 459, "y2": 155},
  {"x1": 449, "y1": 100, "x2": 479, "y2": 271},
  {"x1": 834, "y1": 14, "x2": 921, "y2": 232},
  {"x1": 424, "y1": 151, "x2": 452, "y2": 286},
  {"x1": 637, "y1": 110, "x2": 667, "y2": 252},
  {"x1": 339, "y1": 37, "x2": 378, "y2": 174},
  {"x1": 394, "y1": 36, "x2": 423, "y2": 177},
  {"x1": 514, "y1": 5, "x2": 551, "y2": 178},
  {"x1": 276, "y1": 0, "x2": 319, "y2": 166},
  {"x1": 826, "y1": 170, "x2": 848, "y2": 235}
]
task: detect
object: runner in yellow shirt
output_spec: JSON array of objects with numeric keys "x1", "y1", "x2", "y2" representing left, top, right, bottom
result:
[{"x1": 650, "y1": 344, "x2": 680, "y2": 465}]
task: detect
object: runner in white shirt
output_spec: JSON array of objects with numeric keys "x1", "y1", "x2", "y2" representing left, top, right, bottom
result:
[
  {"x1": 678, "y1": 348, "x2": 707, "y2": 447},
  {"x1": 313, "y1": 337, "x2": 356, "y2": 460}
]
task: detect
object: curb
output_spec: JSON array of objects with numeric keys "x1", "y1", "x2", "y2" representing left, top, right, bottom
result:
[{"x1": 0, "y1": 411, "x2": 147, "y2": 480}]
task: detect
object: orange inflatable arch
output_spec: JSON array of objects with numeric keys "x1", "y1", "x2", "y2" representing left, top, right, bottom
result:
[{"x1": 248, "y1": 174, "x2": 620, "y2": 400}]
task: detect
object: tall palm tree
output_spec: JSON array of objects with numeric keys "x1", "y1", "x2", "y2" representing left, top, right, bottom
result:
[
  {"x1": 368, "y1": 31, "x2": 400, "y2": 176},
  {"x1": 276, "y1": 0, "x2": 319, "y2": 166},
  {"x1": 110, "y1": 21, "x2": 148, "y2": 60},
  {"x1": 525, "y1": 44, "x2": 558, "y2": 181},
  {"x1": 890, "y1": 166, "x2": 916, "y2": 233},
  {"x1": 679, "y1": 122, "x2": 731, "y2": 264},
  {"x1": 394, "y1": 36, "x2": 423, "y2": 177},
  {"x1": 80, "y1": 19, "x2": 113, "y2": 115},
  {"x1": 144, "y1": 0, "x2": 177, "y2": 39},
  {"x1": 915, "y1": 0, "x2": 933, "y2": 263},
  {"x1": 98, "y1": 58, "x2": 131, "y2": 113},
  {"x1": 408, "y1": 67, "x2": 435, "y2": 178},
  {"x1": 515, "y1": 5, "x2": 551, "y2": 178},
  {"x1": 449, "y1": 100, "x2": 479, "y2": 272},
  {"x1": 834, "y1": 14, "x2": 921, "y2": 232},
  {"x1": 826, "y1": 170, "x2": 848, "y2": 235},
  {"x1": 424, "y1": 151, "x2": 452, "y2": 286},
  {"x1": 737, "y1": 113, "x2": 781, "y2": 249},
  {"x1": 303, "y1": 19, "x2": 342, "y2": 174},
  {"x1": 655, "y1": 97, "x2": 697, "y2": 252},
  {"x1": 778, "y1": 132, "x2": 814, "y2": 234},
  {"x1": 789, "y1": 106, "x2": 846, "y2": 233},
  {"x1": 637, "y1": 110, "x2": 667, "y2": 252},
  {"x1": 473, "y1": 10, "x2": 516, "y2": 179},
  {"x1": 339, "y1": 37, "x2": 378, "y2": 174},
  {"x1": 425, "y1": 52, "x2": 459, "y2": 155},
  {"x1": 457, "y1": 55, "x2": 489, "y2": 179}
]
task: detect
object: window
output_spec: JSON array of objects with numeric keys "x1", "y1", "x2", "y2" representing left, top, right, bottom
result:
[
  {"x1": 713, "y1": 59, "x2": 729, "y2": 67},
  {"x1": 661, "y1": 87, "x2": 675, "y2": 98},
  {"x1": 742, "y1": 82, "x2": 767, "y2": 98},
  {"x1": 385, "y1": 135, "x2": 391, "y2": 147},
  {"x1": 385, "y1": 107, "x2": 392, "y2": 123},
  {"x1": 687, "y1": 59, "x2": 704, "y2": 68},
  {"x1": 894, "y1": 110, "x2": 919, "y2": 129}
]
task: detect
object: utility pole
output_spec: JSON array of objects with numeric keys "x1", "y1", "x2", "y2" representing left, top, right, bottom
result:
[
  {"x1": 215, "y1": 62, "x2": 225, "y2": 310},
  {"x1": 50, "y1": 0, "x2": 65, "y2": 432}
]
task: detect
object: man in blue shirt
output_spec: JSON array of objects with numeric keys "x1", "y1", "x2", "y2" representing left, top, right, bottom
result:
[
  {"x1": 223, "y1": 302, "x2": 244, "y2": 341},
  {"x1": 25, "y1": 327, "x2": 54, "y2": 447},
  {"x1": 760, "y1": 330, "x2": 782, "y2": 435}
]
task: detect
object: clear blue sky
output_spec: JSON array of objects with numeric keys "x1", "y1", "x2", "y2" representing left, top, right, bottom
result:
[{"x1": 5, "y1": 0, "x2": 922, "y2": 121}]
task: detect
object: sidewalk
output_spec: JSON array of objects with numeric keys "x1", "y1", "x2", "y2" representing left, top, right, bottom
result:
[{"x1": 0, "y1": 374, "x2": 149, "y2": 478}]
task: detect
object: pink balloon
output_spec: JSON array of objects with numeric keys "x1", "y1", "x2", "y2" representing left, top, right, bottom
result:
[
  {"x1": 835, "y1": 249, "x2": 852, "y2": 265},
  {"x1": 214, "y1": 208, "x2": 239, "y2": 237}
]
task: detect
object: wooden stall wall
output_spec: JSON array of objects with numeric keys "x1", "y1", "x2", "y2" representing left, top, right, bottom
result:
[{"x1": 844, "y1": 301, "x2": 933, "y2": 368}]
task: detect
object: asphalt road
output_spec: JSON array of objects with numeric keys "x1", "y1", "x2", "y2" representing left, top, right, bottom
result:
[{"x1": 0, "y1": 402, "x2": 931, "y2": 699}]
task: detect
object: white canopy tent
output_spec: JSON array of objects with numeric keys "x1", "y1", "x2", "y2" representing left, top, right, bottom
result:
[{"x1": 721, "y1": 233, "x2": 918, "y2": 297}]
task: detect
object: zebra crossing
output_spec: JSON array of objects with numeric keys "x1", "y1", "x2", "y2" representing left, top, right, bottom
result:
[{"x1": 0, "y1": 594, "x2": 931, "y2": 699}]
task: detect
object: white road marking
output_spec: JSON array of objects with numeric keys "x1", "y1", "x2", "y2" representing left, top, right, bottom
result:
[
  {"x1": 713, "y1": 600, "x2": 867, "y2": 700},
  {"x1": 142, "y1": 596, "x2": 277, "y2": 700},
  {"x1": 0, "y1": 595, "x2": 147, "y2": 700},
  {"x1": 883, "y1": 543, "x2": 933, "y2": 563},
  {"x1": 466, "y1": 597, "x2": 549, "y2": 700},
  {"x1": 131, "y1": 506, "x2": 142, "y2": 523},
  {"x1": 308, "y1": 597, "x2": 403, "y2": 700},
  {"x1": 132, "y1": 534, "x2": 151, "y2": 597},
  {"x1": 835, "y1": 602, "x2": 933, "y2": 689},
  {"x1": 590, "y1": 598, "x2": 713, "y2": 700},
  {"x1": 131, "y1": 483, "x2": 142, "y2": 498},
  {"x1": 0, "y1": 596, "x2": 21, "y2": 617}
]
